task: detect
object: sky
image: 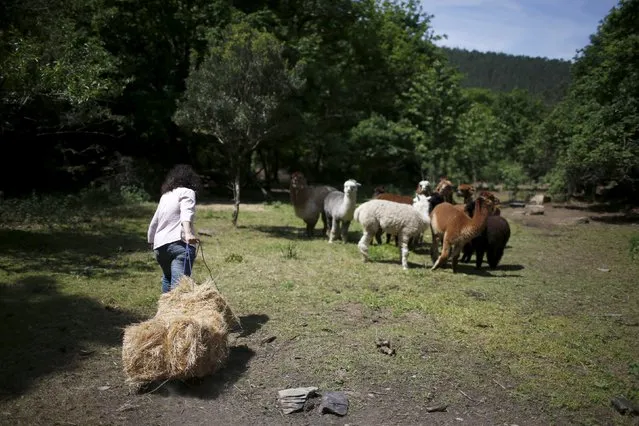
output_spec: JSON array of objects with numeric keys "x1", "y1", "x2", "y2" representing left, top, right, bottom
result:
[{"x1": 421, "y1": 0, "x2": 619, "y2": 60}]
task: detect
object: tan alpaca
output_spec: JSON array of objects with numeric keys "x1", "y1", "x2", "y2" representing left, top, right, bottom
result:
[{"x1": 430, "y1": 196, "x2": 494, "y2": 273}]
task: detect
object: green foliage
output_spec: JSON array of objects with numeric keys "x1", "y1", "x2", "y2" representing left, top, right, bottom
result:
[
  {"x1": 401, "y1": 60, "x2": 467, "y2": 179},
  {"x1": 498, "y1": 161, "x2": 528, "y2": 191},
  {"x1": 174, "y1": 22, "x2": 302, "y2": 164},
  {"x1": 349, "y1": 114, "x2": 423, "y2": 183},
  {"x1": 118, "y1": 185, "x2": 150, "y2": 204},
  {"x1": 443, "y1": 47, "x2": 571, "y2": 105},
  {"x1": 224, "y1": 253, "x2": 244, "y2": 263},
  {"x1": 280, "y1": 242, "x2": 299, "y2": 260},
  {"x1": 543, "y1": 0, "x2": 639, "y2": 196},
  {"x1": 0, "y1": 186, "x2": 148, "y2": 229},
  {"x1": 452, "y1": 103, "x2": 506, "y2": 182}
]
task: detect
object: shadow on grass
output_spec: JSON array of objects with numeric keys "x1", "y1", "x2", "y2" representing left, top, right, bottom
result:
[
  {"x1": 143, "y1": 345, "x2": 256, "y2": 400},
  {"x1": 0, "y1": 227, "x2": 149, "y2": 276},
  {"x1": 589, "y1": 214, "x2": 639, "y2": 224},
  {"x1": 247, "y1": 225, "x2": 315, "y2": 241},
  {"x1": 248, "y1": 225, "x2": 362, "y2": 243},
  {"x1": 0, "y1": 275, "x2": 142, "y2": 399},
  {"x1": 455, "y1": 263, "x2": 525, "y2": 277},
  {"x1": 236, "y1": 313, "x2": 270, "y2": 338}
]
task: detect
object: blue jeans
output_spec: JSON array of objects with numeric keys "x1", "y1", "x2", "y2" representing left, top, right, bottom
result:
[{"x1": 154, "y1": 241, "x2": 197, "y2": 293}]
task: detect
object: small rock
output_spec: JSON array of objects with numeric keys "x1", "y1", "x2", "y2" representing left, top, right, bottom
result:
[
  {"x1": 260, "y1": 335, "x2": 276, "y2": 345},
  {"x1": 319, "y1": 391, "x2": 349, "y2": 416},
  {"x1": 98, "y1": 386, "x2": 111, "y2": 391},
  {"x1": 375, "y1": 338, "x2": 396, "y2": 356},
  {"x1": 597, "y1": 267, "x2": 610, "y2": 272},
  {"x1": 425, "y1": 404, "x2": 448, "y2": 412},
  {"x1": 278, "y1": 387, "x2": 318, "y2": 414},
  {"x1": 561, "y1": 216, "x2": 590, "y2": 225},
  {"x1": 529, "y1": 194, "x2": 546, "y2": 205},
  {"x1": 611, "y1": 396, "x2": 639, "y2": 415},
  {"x1": 524, "y1": 205, "x2": 544, "y2": 215}
]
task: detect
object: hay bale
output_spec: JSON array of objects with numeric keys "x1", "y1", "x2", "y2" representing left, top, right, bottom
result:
[{"x1": 122, "y1": 276, "x2": 239, "y2": 388}]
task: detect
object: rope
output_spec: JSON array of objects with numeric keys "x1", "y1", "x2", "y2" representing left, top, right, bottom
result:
[{"x1": 197, "y1": 242, "x2": 215, "y2": 282}]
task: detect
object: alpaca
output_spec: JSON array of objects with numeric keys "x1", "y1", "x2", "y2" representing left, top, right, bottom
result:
[
  {"x1": 414, "y1": 180, "x2": 432, "y2": 201},
  {"x1": 429, "y1": 195, "x2": 494, "y2": 273},
  {"x1": 354, "y1": 194, "x2": 444, "y2": 269},
  {"x1": 372, "y1": 186, "x2": 414, "y2": 245},
  {"x1": 289, "y1": 172, "x2": 337, "y2": 238},
  {"x1": 435, "y1": 178, "x2": 454, "y2": 204},
  {"x1": 324, "y1": 179, "x2": 361, "y2": 243},
  {"x1": 456, "y1": 184, "x2": 475, "y2": 204},
  {"x1": 460, "y1": 199, "x2": 511, "y2": 268}
]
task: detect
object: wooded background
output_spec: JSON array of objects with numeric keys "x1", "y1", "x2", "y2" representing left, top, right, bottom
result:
[{"x1": 1, "y1": 0, "x2": 637, "y2": 202}]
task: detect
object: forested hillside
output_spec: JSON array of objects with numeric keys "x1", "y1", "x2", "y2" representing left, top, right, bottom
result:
[
  {"x1": 443, "y1": 47, "x2": 572, "y2": 105},
  {"x1": 1, "y1": 0, "x2": 637, "y2": 205}
]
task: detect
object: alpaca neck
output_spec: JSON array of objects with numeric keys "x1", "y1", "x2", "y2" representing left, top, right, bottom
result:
[
  {"x1": 339, "y1": 191, "x2": 357, "y2": 216},
  {"x1": 463, "y1": 200, "x2": 489, "y2": 238},
  {"x1": 291, "y1": 186, "x2": 310, "y2": 207}
]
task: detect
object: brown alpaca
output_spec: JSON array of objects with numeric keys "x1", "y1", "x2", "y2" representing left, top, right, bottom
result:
[
  {"x1": 435, "y1": 178, "x2": 454, "y2": 204},
  {"x1": 457, "y1": 184, "x2": 475, "y2": 204},
  {"x1": 430, "y1": 196, "x2": 494, "y2": 273},
  {"x1": 289, "y1": 172, "x2": 337, "y2": 237}
]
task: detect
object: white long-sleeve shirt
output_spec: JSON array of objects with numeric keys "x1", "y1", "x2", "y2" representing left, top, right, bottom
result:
[{"x1": 147, "y1": 187, "x2": 196, "y2": 249}]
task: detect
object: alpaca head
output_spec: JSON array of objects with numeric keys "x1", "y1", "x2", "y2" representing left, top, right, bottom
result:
[
  {"x1": 373, "y1": 185, "x2": 386, "y2": 197},
  {"x1": 416, "y1": 180, "x2": 432, "y2": 195},
  {"x1": 290, "y1": 172, "x2": 307, "y2": 191},
  {"x1": 343, "y1": 179, "x2": 361, "y2": 196},
  {"x1": 476, "y1": 193, "x2": 497, "y2": 214},
  {"x1": 478, "y1": 191, "x2": 500, "y2": 212},
  {"x1": 457, "y1": 184, "x2": 475, "y2": 199}
]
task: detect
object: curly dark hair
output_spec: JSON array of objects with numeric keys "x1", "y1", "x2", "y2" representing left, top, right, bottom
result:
[{"x1": 161, "y1": 164, "x2": 202, "y2": 194}]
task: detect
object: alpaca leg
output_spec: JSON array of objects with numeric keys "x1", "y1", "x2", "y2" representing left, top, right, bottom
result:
[
  {"x1": 305, "y1": 215, "x2": 319, "y2": 238},
  {"x1": 461, "y1": 242, "x2": 473, "y2": 263},
  {"x1": 488, "y1": 247, "x2": 504, "y2": 269},
  {"x1": 451, "y1": 245, "x2": 462, "y2": 273},
  {"x1": 375, "y1": 229, "x2": 382, "y2": 245},
  {"x1": 431, "y1": 238, "x2": 450, "y2": 270},
  {"x1": 341, "y1": 221, "x2": 351, "y2": 243},
  {"x1": 320, "y1": 211, "x2": 328, "y2": 236},
  {"x1": 430, "y1": 230, "x2": 439, "y2": 263},
  {"x1": 328, "y1": 217, "x2": 339, "y2": 243},
  {"x1": 475, "y1": 247, "x2": 485, "y2": 269},
  {"x1": 399, "y1": 234, "x2": 410, "y2": 269},
  {"x1": 358, "y1": 231, "x2": 372, "y2": 262},
  {"x1": 325, "y1": 214, "x2": 333, "y2": 237}
]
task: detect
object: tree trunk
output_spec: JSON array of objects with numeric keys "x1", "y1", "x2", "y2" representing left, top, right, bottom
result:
[{"x1": 231, "y1": 168, "x2": 241, "y2": 227}]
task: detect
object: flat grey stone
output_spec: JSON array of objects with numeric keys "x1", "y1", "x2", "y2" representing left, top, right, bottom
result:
[{"x1": 278, "y1": 387, "x2": 318, "y2": 414}]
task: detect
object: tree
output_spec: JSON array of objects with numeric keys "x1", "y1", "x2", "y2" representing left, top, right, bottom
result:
[
  {"x1": 546, "y1": 0, "x2": 639, "y2": 197},
  {"x1": 174, "y1": 22, "x2": 303, "y2": 225}
]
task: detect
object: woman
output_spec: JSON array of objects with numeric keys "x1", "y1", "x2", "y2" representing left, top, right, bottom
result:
[{"x1": 147, "y1": 164, "x2": 201, "y2": 293}]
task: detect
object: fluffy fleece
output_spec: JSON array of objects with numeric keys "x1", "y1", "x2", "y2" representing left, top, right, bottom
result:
[
  {"x1": 323, "y1": 179, "x2": 361, "y2": 243},
  {"x1": 354, "y1": 196, "x2": 438, "y2": 269},
  {"x1": 289, "y1": 172, "x2": 337, "y2": 237}
]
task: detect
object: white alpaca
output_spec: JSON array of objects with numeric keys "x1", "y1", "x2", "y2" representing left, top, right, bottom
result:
[
  {"x1": 323, "y1": 179, "x2": 361, "y2": 243},
  {"x1": 413, "y1": 180, "x2": 432, "y2": 203},
  {"x1": 354, "y1": 195, "x2": 441, "y2": 269}
]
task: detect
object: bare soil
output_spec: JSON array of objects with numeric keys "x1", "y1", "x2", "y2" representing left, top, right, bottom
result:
[{"x1": 1, "y1": 201, "x2": 637, "y2": 426}]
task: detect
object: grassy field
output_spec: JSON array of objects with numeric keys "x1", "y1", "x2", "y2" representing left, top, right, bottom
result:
[{"x1": 0, "y1": 194, "x2": 638, "y2": 425}]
